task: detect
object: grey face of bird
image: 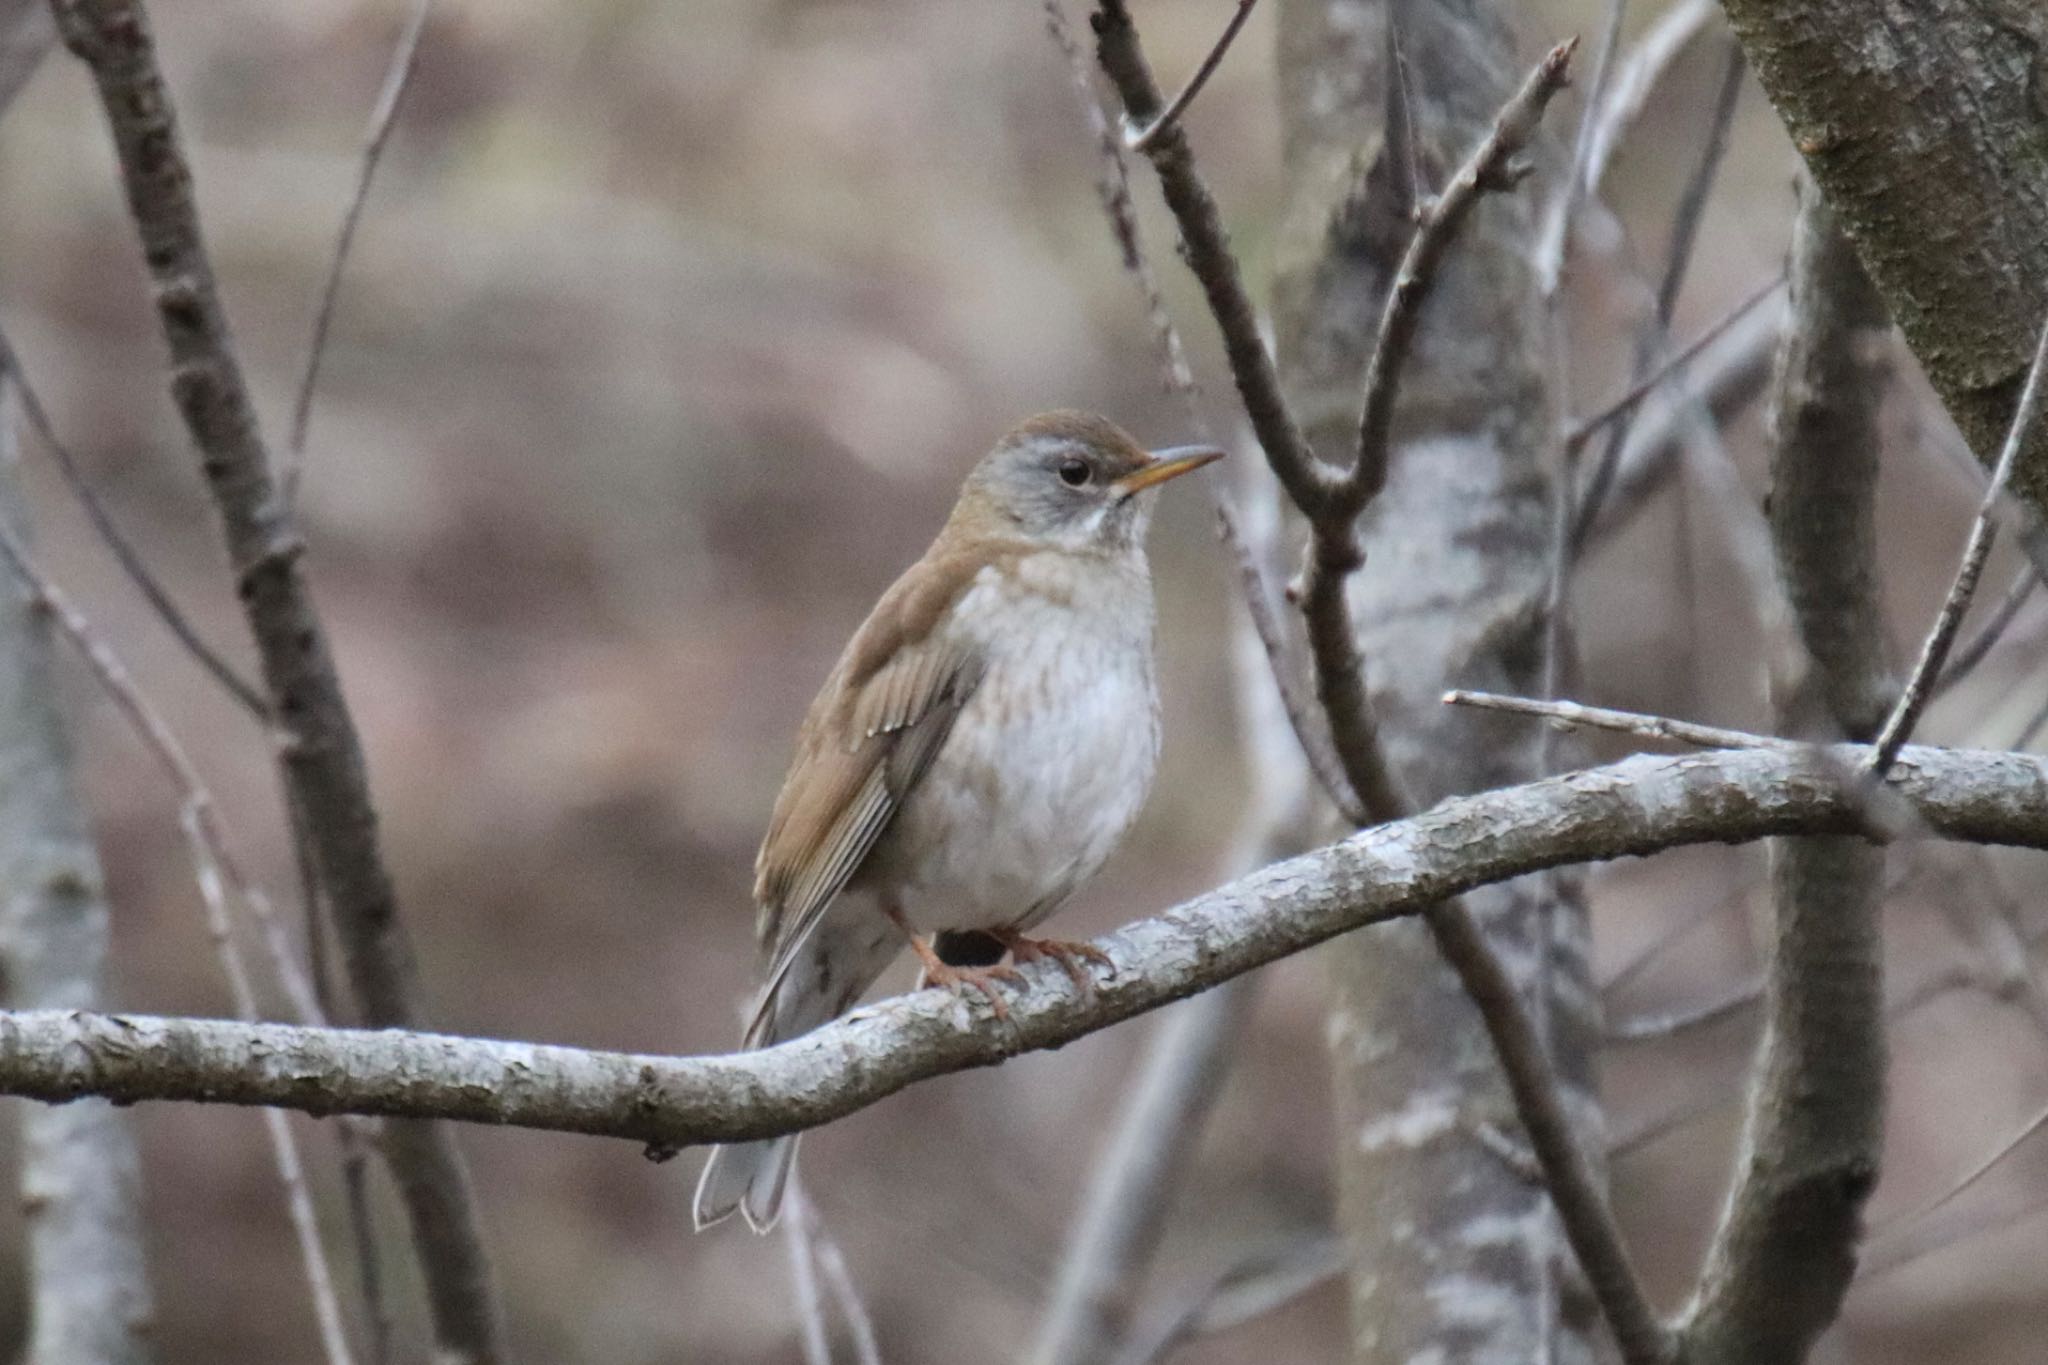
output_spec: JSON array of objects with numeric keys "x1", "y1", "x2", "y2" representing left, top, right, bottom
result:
[{"x1": 960, "y1": 417, "x2": 1223, "y2": 555}]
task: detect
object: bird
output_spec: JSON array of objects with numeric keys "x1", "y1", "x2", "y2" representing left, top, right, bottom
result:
[{"x1": 692, "y1": 411, "x2": 1222, "y2": 1233}]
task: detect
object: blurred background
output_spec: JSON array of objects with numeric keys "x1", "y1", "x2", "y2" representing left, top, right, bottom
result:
[{"x1": 0, "y1": 0, "x2": 2042, "y2": 1361}]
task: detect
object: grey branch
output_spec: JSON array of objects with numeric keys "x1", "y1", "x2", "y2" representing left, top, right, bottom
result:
[
  {"x1": 1676, "y1": 187, "x2": 1892, "y2": 1365},
  {"x1": 282, "y1": 0, "x2": 434, "y2": 508},
  {"x1": 0, "y1": 743, "x2": 2042, "y2": 1144},
  {"x1": 45, "y1": 1, "x2": 506, "y2": 1359},
  {"x1": 0, "y1": 345, "x2": 155, "y2": 1365},
  {"x1": 1121, "y1": 0, "x2": 1260, "y2": 153}
]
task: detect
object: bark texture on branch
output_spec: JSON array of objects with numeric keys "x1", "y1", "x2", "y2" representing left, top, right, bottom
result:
[
  {"x1": 1270, "y1": 1, "x2": 1599, "y2": 1358},
  {"x1": 0, "y1": 744, "x2": 2043, "y2": 1148},
  {"x1": 0, "y1": 358, "x2": 155, "y2": 1365},
  {"x1": 1680, "y1": 185, "x2": 1894, "y2": 1365},
  {"x1": 46, "y1": 2, "x2": 503, "y2": 1359},
  {"x1": 1716, "y1": 0, "x2": 2048, "y2": 514}
]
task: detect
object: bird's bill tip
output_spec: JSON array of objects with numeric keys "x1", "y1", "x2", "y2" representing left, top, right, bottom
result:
[{"x1": 1115, "y1": 445, "x2": 1225, "y2": 494}]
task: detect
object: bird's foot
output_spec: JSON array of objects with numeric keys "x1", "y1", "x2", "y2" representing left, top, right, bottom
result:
[
  {"x1": 991, "y1": 931, "x2": 1113, "y2": 993},
  {"x1": 905, "y1": 932, "x2": 1022, "y2": 1019}
]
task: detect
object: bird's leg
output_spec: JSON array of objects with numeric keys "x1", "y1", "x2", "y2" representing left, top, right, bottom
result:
[
  {"x1": 990, "y1": 928, "x2": 1114, "y2": 993},
  {"x1": 883, "y1": 904, "x2": 1021, "y2": 1019}
]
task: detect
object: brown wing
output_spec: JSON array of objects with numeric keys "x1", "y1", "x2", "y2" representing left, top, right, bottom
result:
[{"x1": 750, "y1": 550, "x2": 994, "y2": 1004}]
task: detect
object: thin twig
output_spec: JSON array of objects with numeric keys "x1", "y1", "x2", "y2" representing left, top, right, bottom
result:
[
  {"x1": 1566, "y1": 272, "x2": 1785, "y2": 457},
  {"x1": 0, "y1": 326, "x2": 265, "y2": 715},
  {"x1": 1122, "y1": 0, "x2": 1259, "y2": 153},
  {"x1": 1605, "y1": 978, "x2": 1762, "y2": 1042},
  {"x1": 1349, "y1": 38, "x2": 1580, "y2": 508},
  {"x1": 1582, "y1": 0, "x2": 1717, "y2": 196},
  {"x1": 1869, "y1": 315, "x2": 2048, "y2": 776},
  {"x1": 1215, "y1": 508, "x2": 1363, "y2": 822},
  {"x1": 1443, "y1": 689, "x2": 1795, "y2": 751},
  {"x1": 1933, "y1": 563, "x2": 2039, "y2": 697},
  {"x1": 807, "y1": 1214, "x2": 881, "y2": 1365},
  {"x1": 782, "y1": 1187, "x2": 832, "y2": 1365},
  {"x1": 1575, "y1": 294, "x2": 1780, "y2": 550},
  {"x1": 1601, "y1": 880, "x2": 1755, "y2": 997},
  {"x1": 282, "y1": 0, "x2": 433, "y2": 509},
  {"x1": 1094, "y1": 0, "x2": 1340, "y2": 518},
  {"x1": 2016, "y1": 690, "x2": 2048, "y2": 751},
  {"x1": 1533, "y1": 0, "x2": 1623, "y2": 300},
  {"x1": 1113, "y1": 1235, "x2": 1343, "y2": 1365},
  {"x1": 1570, "y1": 48, "x2": 1752, "y2": 555},
  {"x1": 1654, "y1": 38, "x2": 1744, "y2": 325}
]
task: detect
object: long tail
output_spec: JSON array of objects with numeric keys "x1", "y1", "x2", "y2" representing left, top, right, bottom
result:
[
  {"x1": 692, "y1": 912, "x2": 900, "y2": 1233},
  {"x1": 693, "y1": 1136, "x2": 799, "y2": 1232}
]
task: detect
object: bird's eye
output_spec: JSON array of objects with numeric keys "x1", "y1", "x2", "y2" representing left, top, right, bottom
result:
[{"x1": 1057, "y1": 458, "x2": 1092, "y2": 487}]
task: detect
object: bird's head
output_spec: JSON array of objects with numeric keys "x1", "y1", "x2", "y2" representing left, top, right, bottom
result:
[{"x1": 951, "y1": 411, "x2": 1222, "y2": 554}]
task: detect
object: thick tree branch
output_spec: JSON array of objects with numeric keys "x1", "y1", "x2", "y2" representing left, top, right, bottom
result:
[
  {"x1": 1676, "y1": 185, "x2": 1892, "y2": 1365},
  {"x1": 45, "y1": 2, "x2": 504, "y2": 1359},
  {"x1": 0, "y1": 745, "x2": 2043, "y2": 1145},
  {"x1": 1715, "y1": 0, "x2": 2048, "y2": 516}
]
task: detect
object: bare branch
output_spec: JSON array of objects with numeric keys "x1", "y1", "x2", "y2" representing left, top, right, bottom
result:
[
  {"x1": 1566, "y1": 272, "x2": 1785, "y2": 458},
  {"x1": 1870, "y1": 313, "x2": 2048, "y2": 776},
  {"x1": 281, "y1": 0, "x2": 434, "y2": 508},
  {"x1": 1112, "y1": 1236, "x2": 1343, "y2": 1365},
  {"x1": 1582, "y1": 0, "x2": 1717, "y2": 196},
  {"x1": 1122, "y1": 0, "x2": 1259, "y2": 153},
  {"x1": 0, "y1": 327, "x2": 265, "y2": 715},
  {"x1": 1350, "y1": 38, "x2": 1579, "y2": 509},
  {"x1": 1444, "y1": 689, "x2": 1793, "y2": 751},
  {"x1": 1092, "y1": 0, "x2": 1340, "y2": 517},
  {"x1": 0, "y1": 741, "x2": 2044, "y2": 1144},
  {"x1": 46, "y1": 2, "x2": 505, "y2": 1357},
  {"x1": 1605, "y1": 980, "x2": 1761, "y2": 1043},
  {"x1": 1576, "y1": 294, "x2": 1780, "y2": 550},
  {"x1": 1934, "y1": 563, "x2": 2039, "y2": 698}
]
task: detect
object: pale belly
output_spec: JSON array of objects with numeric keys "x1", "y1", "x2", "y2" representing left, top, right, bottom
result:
[{"x1": 861, "y1": 575, "x2": 1161, "y2": 935}]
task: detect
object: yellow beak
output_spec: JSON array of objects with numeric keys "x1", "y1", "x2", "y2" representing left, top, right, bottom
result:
[{"x1": 1112, "y1": 445, "x2": 1225, "y2": 496}]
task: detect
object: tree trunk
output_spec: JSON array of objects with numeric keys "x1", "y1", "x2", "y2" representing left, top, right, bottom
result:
[
  {"x1": 0, "y1": 363, "x2": 157, "y2": 1365},
  {"x1": 1271, "y1": 1, "x2": 1603, "y2": 1359}
]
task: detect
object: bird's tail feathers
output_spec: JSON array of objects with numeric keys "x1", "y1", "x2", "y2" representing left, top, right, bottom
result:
[{"x1": 692, "y1": 1135, "x2": 799, "y2": 1233}]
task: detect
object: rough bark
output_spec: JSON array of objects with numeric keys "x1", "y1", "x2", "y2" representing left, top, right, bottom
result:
[
  {"x1": 1271, "y1": 1, "x2": 1601, "y2": 1359},
  {"x1": 1716, "y1": 0, "x2": 2048, "y2": 515},
  {"x1": 0, "y1": 366, "x2": 155, "y2": 1365},
  {"x1": 1678, "y1": 186, "x2": 1893, "y2": 1365}
]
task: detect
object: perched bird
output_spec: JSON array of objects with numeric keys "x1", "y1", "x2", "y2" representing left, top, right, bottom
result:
[{"x1": 693, "y1": 411, "x2": 1221, "y2": 1232}]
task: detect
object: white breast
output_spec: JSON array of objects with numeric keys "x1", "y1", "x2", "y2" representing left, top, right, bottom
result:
[{"x1": 870, "y1": 553, "x2": 1161, "y2": 935}]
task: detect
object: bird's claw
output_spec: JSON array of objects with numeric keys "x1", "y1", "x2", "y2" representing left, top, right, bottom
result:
[{"x1": 995, "y1": 933, "x2": 1113, "y2": 993}]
